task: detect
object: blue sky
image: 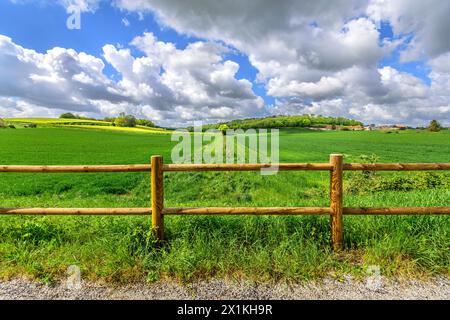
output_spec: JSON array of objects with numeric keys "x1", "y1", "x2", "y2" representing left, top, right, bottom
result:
[
  {"x1": 0, "y1": 0, "x2": 449, "y2": 126},
  {"x1": 0, "y1": 1, "x2": 430, "y2": 91},
  {"x1": 0, "y1": 1, "x2": 272, "y2": 102}
]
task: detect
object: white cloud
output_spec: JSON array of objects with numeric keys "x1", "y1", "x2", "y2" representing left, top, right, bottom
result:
[
  {"x1": 269, "y1": 65, "x2": 450, "y2": 126},
  {"x1": 101, "y1": 33, "x2": 264, "y2": 124},
  {"x1": 59, "y1": 0, "x2": 101, "y2": 12},
  {"x1": 0, "y1": 33, "x2": 263, "y2": 127},
  {"x1": 367, "y1": 0, "x2": 450, "y2": 61},
  {"x1": 0, "y1": 97, "x2": 69, "y2": 118},
  {"x1": 267, "y1": 76, "x2": 344, "y2": 100},
  {"x1": 0, "y1": 35, "x2": 129, "y2": 114},
  {"x1": 4, "y1": 0, "x2": 450, "y2": 126},
  {"x1": 111, "y1": 0, "x2": 450, "y2": 125}
]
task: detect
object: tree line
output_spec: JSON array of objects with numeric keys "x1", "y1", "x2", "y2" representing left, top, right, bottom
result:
[
  {"x1": 60, "y1": 112, "x2": 155, "y2": 128},
  {"x1": 191, "y1": 114, "x2": 364, "y2": 131}
]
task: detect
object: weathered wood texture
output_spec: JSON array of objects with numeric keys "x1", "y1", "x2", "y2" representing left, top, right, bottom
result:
[
  {"x1": 163, "y1": 163, "x2": 333, "y2": 172},
  {"x1": 1, "y1": 162, "x2": 449, "y2": 173},
  {"x1": 0, "y1": 165, "x2": 151, "y2": 172},
  {"x1": 0, "y1": 208, "x2": 151, "y2": 215},
  {"x1": 330, "y1": 154, "x2": 344, "y2": 251},
  {"x1": 163, "y1": 207, "x2": 332, "y2": 215},
  {"x1": 151, "y1": 155, "x2": 164, "y2": 241},
  {"x1": 1, "y1": 206, "x2": 448, "y2": 216}
]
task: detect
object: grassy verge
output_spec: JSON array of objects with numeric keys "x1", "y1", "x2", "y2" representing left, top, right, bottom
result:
[{"x1": 0, "y1": 127, "x2": 448, "y2": 283}]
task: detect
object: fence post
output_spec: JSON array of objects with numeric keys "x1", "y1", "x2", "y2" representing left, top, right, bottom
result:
[
  {"x1": 330, "y1": 154, "x2": 344, "y2": 251},
  {"x1": 151, "y1": 155, "x2": 164, "y2": 241}
]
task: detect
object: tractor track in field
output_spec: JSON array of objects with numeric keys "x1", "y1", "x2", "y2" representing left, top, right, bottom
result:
[{"x1": 0, "y1": 276, "x2": 449, "y2": 300}]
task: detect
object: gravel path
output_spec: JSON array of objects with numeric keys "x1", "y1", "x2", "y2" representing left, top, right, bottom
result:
[{"x1": 1, "y1": 276, "x2": 449, "y2": 300}]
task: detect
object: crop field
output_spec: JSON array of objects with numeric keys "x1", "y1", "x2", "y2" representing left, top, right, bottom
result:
[
  {"x1": 4, "y1": 118, "x2": 172, "y2": 134},
  {"x1": 6, "y1": 118, "x2": 111, "y2": 125},
  {"x1": 0, "y1": 125, "x2": 449, "y2": 283}
]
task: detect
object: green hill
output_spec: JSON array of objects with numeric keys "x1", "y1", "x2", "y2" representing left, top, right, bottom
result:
[
  {"x1": 194, "y1": 114, "x2": 363, "y2": 131},
  {"x1": 4, "y1": 118, "x2": 172, "y2": 134},
  {"x1": 0, "y1": 126, "x2": 449, "y2": 283}
]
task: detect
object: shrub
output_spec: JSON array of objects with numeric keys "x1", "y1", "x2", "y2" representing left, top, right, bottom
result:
[
  {"x1": 344, "y1": 154, "x2": 450, "y2": 194},
  {"x1": 346, "y1": 171, "x2": 450, "y2": 194},
  {"x1": 60, "y1": 112, "x2": 77, "y2": 119},
  {"x1": 8, "y1": 125, "x2": 16, "y2": 129},
  {"x1": 200, "y1": 115, "x2": 362, "y2": 130},
  {"x1": 114, "y1": 113, "x2": 137, "y2": 127},
  {"x1": 136, "y1": 119, "x2": 155, "y2": 127},
  {"x1": 26, "y1": 123, "x2": 37, "y2": 128},
  {"x1": 428, "y1": 120, "x2": 442, "y2": 132}
]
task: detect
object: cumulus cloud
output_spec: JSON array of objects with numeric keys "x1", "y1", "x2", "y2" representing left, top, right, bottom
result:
[
  {"x1": 270, "y1": 64, "x2": 450, "y2": 126},
  {"x1": 111, "y1": 0, "x2": 450, "y2": 125},
  {"x1": 102, "y1": 32, "x2": 264, "y2": 124},
  {"x1": 0, "y1": 33, "x2": 263, "y2": 126},
  {"x1": 0, "y1": 35, "x2": 129, "y2": 114},
  {"x1": 3, "y1": 0, "x2": 450, "y2": 126},
  {"x1": 367, "y1": 0, "x2": 450, "y2": 61}
]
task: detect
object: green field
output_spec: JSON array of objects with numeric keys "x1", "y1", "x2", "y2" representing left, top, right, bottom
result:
[
  {"x1": 0, "y1": 125, "x2": 449, "y2": 283},
  {"x1": 6, "y1": 118, "x2": 110, "y2": 125}
]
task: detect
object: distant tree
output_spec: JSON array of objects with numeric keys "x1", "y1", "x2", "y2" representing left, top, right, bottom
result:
[
  {"x1": 301, "y1": 118, "x2": 312, "y2": 127},
  {"x1": 136, "y1": 119, "x2": 155, "y2": 127},
  {"x1": 199, "y1": 114, "x2": 362, "y2": 131},
  {"x1": 114, "y1": 112, "x2": 136, "y2": 127},
  {"x1": 0, "y1": 118, "x2": 5, "y2": 128},
  {"x1": 218, "y1": 124, "x2": 230, "y2": 136},
  {"x1": 428, "y1": 120, "x2": 442, "y2": 132},
  {"x1": 77, "y1": 116, "x2": 96, "y2": 121},
  {"x1": 60, "y1": 113, "x2": 78, "y2": 119}
]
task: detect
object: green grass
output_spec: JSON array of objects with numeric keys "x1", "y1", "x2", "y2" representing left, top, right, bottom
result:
[
  {"x1": 69, "y1": 125, "x2": 171, "y2": 134},
  {"x1": 0, "y1": 126, "x2": 449, "y2": 283}
]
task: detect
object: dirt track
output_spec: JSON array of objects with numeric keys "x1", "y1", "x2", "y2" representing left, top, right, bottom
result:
[{"x1": 0, "y1": 276, "x2": 449, "y2": 300}]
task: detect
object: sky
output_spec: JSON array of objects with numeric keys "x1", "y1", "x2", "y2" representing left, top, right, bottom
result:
[{"x1": 0, "y1": 0, "x2": 449, "y2": 127}]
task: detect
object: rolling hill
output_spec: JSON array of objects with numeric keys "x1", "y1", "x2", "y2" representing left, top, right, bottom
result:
[{"x1": 4, "y1": 118, "x2": 172, "y2": 134}]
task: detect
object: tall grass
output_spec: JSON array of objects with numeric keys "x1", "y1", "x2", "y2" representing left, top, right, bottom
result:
[{"x1": 0, "y1": 127, "x2": 448, "y2": 283}]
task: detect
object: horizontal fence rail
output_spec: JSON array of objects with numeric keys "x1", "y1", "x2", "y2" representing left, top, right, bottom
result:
[
  {"x1": 3, "y1": 163, "x2": 450, "y2": 172},
  {"x1": 0, "y1": 164, "x2": 152, "y2": 173},
  {"x1": 1, "y1": 154, "x2": 449, "y2": 250},
  {"x1": 0, "y1": 208, "x2": 152, "y2": 215},
  {"x1": 163, "y1": 163, "x2": 334, "y2": 171},
  {"x1": 1, "y1": 207, "x2": 448, "y2": 216}
]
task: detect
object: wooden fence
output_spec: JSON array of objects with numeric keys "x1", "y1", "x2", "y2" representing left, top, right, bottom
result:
[{"x1": 1, "y1": 154, "x2": 450, "y2": 250}]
